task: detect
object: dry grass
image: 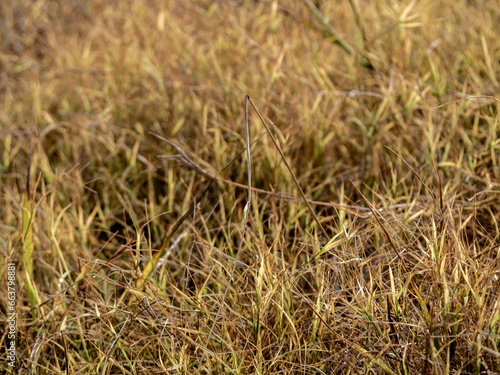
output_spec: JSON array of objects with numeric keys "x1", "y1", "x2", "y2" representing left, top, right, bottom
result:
[{"x1": 1, "y1": 0, "x2": 500, "y2": 374}]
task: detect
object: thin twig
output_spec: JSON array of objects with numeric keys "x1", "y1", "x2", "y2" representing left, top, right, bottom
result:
[
  {"x1": 195, "y1": 95, "x2": 253, "y2": 374},
  {"x1": 304, "y1": 0, "x2": 354, "y2": 55},
  {"x1": 436, "y1": 95, "x2": 500, "y2": 109},
  {"x1": 247, "y1": 96, "x2": 330, "y2": 241},
  {"x1": 151, "y1": 132, "x2": 215, "y2": 179},
  {"x1": 100, "y1": 315, "x2": 131, "y2": 375},
  {"x1": 305, "y1": 0, "x2": 373, "y2": 69}
]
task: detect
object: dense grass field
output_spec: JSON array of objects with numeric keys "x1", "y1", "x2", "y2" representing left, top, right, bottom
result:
[{"x1": 2, "y1": 0, "x2": 500, "y2": 373}]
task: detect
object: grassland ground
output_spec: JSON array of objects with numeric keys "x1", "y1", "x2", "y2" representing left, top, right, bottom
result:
[{"x1": 1, "y1": 0, "x2": 500, "y2": 374}]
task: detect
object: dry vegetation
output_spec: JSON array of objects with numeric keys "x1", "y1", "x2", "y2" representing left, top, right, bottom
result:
[{"x1": 1, "y1": 0, "x2": 500, "y2": 374}]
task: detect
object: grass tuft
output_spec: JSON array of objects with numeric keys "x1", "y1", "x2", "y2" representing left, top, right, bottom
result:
[{"x1": 1, "y1": 0, "x2": 500, "y2": 374}]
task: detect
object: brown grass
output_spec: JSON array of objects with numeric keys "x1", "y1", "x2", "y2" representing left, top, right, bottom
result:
[{"x1": 1, "y1": 0, "x2": 500, "y2": 374}]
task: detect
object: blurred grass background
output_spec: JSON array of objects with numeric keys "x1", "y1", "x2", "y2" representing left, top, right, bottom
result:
[{"x1": 1, "y1": 0, "x2": 500, "y2": 373}]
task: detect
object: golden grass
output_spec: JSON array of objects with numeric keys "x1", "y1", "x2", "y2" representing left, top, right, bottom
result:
[{"x1": 1, "y1": 0, "x2": 500, "y2": 373}]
